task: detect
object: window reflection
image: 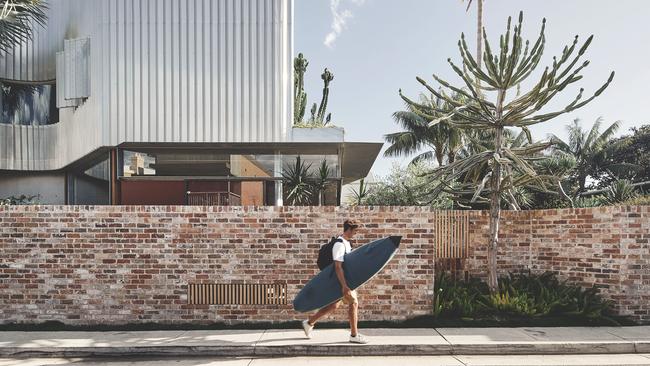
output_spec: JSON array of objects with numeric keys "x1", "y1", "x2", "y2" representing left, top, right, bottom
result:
[
  {"x1": 0, "y1": 81, "x2": 59, "y2": 125},
  {"x1": 120, "y1": 150, "x2": 340, "y2": 178}
]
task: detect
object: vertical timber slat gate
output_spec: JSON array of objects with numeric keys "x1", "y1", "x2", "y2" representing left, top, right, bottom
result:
[{"x1": 434, "y1": 210, "x2": 471, "y2": 276}]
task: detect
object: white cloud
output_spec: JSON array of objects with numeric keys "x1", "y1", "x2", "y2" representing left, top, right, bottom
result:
[{"x1": 323, "y1": 0, "x2": 366, "y2": 48}]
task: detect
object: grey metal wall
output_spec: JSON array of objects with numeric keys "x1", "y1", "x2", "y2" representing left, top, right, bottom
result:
[{"x1": 0, "y1": 0, "x2": 293, "y2": 171}]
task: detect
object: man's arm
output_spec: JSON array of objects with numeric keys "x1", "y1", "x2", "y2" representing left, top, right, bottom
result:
[{"x1": 334, "y1": 261, "x2": 352, "y2": 298}]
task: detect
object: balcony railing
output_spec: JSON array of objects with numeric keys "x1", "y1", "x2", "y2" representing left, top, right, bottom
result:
[{"x1": 186, "y1": 191, "x2": 241, "y2": 206}]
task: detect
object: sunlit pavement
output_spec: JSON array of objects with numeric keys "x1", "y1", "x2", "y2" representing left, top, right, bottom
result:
[{"x1": 2, "y1": 354, "x2": 650, "y2": 366}]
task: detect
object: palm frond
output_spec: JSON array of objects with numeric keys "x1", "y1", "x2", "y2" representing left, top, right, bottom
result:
[{"x1": 0, "y1": 0, "x2": 48, "y2": 54}]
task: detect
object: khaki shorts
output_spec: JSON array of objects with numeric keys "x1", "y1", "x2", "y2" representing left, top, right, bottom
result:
[{"x1": 340, "y1": 289, "x2": 358, "y2": 305}]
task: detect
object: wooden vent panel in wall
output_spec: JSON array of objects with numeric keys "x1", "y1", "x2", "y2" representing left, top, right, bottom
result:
[
  {"x1": 434, "y1": 210, "x2": 470, "y2": 259},
  {"x1": 188, "y1": 283, "x2": 287, "y2": 305}
]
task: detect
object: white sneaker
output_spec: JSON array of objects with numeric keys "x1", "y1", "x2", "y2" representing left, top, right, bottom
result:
[
  {"x1": 349, "y1": 333, "x2": 368, "y2": 344},
  {"x1": 302, "y1": 320, "x2": 314, "y2": 338}
]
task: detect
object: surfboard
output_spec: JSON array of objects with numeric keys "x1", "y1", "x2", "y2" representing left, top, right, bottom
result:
[{"x1": 293, "y1": 236, "x2": 401, "y2": 313}]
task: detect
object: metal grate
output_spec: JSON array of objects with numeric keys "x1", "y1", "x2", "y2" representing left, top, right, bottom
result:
[
  {"x1": 434, "y1": 210, "x2": 470, "y2": 259},
  {"x1": 187, "y1": 283, "x2": 287, "y2": 305}
]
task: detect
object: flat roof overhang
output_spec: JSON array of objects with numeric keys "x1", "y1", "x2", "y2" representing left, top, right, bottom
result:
[{"x1": 61, "y1": 142, "x2": 383, "y2": 184}]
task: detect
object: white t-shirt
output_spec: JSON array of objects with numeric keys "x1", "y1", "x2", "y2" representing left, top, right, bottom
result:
[{"x1": 332, "y1": 236, "x2": 352, "y2": 262}]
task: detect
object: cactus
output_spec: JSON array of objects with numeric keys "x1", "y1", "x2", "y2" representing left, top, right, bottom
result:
[
  {"x1": 293, "y1": 53, "x2": 335, "y2": 127},
  {"x1": 316, "y1": 68, "x2": 334, "y2": 124},
  {"x1": 293, "y1": 53, "x2": 309, "y2": 124}
]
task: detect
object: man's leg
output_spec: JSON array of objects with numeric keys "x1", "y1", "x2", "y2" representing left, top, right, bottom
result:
[
  {"x1": 348, "y1": 302, "x2": 358, "y2": 336},
  {"x1": 308, "y1": 301, "x2": 340, "y2": 326}
]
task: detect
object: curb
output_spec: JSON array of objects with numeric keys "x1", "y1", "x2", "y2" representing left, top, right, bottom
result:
[{"x1": 3, "y1": 341, "x2": 650, "y2": 358}]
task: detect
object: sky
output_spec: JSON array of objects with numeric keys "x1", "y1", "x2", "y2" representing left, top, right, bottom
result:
[{"x1": 295, "y1": 0, "x2": 650, "y2": 178}]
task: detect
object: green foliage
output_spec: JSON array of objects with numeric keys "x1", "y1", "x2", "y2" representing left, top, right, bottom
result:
[
  {"x1": 601, "y1": 179, "x2": 638, "y2": 205},
  {"x1": 293, "y1": 53, "x2": 309, "y2": 124},
  {"x1": 355, "y1": 162, "x2": 453, "y2": 208},
  {"x1": 433, "y1": 270, "x2": 618, "y2": 322},
  {"x1": 0, "y1": 194, "x2": 39, "y2": 205},
  {"x1": 433, "y1": 272, "x2": 487, "y2": 318},
  {"x1": 550, "y1": 118, "x2": 622, "y2": 198},
  {"x1": 620, "y1": 194, "x2": 650, "y2": 206},
  {"x1": 597, "y1": 124, "x2": 650, "y2": 186},
  {"x1": 282, "y1": 158, "x2": 336, "y2": 206},
  {"x1": 282, "y1": 157, "x2": 314, "y2": 206},
  {"x1": 400, "y1": 11, "x2": 614, "y2": 291},
  {"x1": 313, "y1": 160, "x2": 332, "y2": 206},
  {"x1": 0, "y1": 0, "x2": 48, "y2": 54},
  {"x1": 385, "y1": 94, "x2": 465, "y2": 167},
  {"x1": 400, "y1": 11, "x2": 614, "y2": 212},
  {"x1": 292, "y1": 53, "x2": 335, "y2": 128},
  {"x1": 348, "y1": 178, "x2": 368, "y2": 206}
]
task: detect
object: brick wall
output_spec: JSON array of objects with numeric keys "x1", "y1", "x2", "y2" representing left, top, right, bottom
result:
[
  {"x1": 0, "y1": 205, "x2": 648, "y2": 325},
  {"x1": 466, "y1": 206, "x2": 650, "y2": 323}
]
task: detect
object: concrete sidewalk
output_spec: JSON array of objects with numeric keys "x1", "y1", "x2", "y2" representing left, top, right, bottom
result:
[{"x1": 1, "y1": 327, "x2": 649, "y2": 358}]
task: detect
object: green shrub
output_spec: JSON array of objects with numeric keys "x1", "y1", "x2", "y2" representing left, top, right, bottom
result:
[
  {"x1": 0, "y1": 194, "x2": 40, "y2": 206},
  {"x1": 621, "y1": 194, "x2": 650, "y2": 206},
  {"x1": 433, "y1": 270, "x2": 618, "y2": 323}
]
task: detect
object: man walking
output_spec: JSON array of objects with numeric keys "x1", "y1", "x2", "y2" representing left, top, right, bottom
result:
[{"x1": 301, "y1": 219, "x2": 368, "y2": 344}]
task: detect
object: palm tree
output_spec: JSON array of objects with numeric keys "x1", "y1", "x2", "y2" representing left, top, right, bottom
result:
[
  {"x1": 400, "y1": 12, "x2": 614, "y2": 292},
  {"x1": 0, "y1": 0, "x2": 48, "y2": 54},
  {"x1": 384, "y1": 94, "x2": 464, "y2": 166},
  {"x1": 549, "y1": 118, "x2": 621, "y2": 198}
]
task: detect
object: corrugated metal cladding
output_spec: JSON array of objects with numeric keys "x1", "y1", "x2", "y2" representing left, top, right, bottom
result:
[
  {"x1": 0, "y1": 0, "x2": 294, "y2": 171},
  {"x1": 101, "y1": 0, "x2": 293, "y2": 145}
]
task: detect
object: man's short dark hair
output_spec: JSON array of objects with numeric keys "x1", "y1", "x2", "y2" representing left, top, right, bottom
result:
[{"x1": 343, "y1": 219, "x2": 360, "y2": 232}]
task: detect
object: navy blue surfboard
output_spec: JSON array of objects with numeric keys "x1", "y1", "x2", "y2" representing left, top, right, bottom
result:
[{"x1": 293, "y1": 236, "x2": 401, "y2": 313}]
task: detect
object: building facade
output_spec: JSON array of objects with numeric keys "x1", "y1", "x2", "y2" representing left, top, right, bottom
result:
[{"x1": 0, "y1": 0, "x2": 381, "y2": 205}]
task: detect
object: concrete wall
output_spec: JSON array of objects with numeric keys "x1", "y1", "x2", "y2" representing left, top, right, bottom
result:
[
  {"x1": 0, "y1": 173, "x2": 65, "y2": 204},
  {"x1": 0, "y1": 205, "x2": 648, "y2": 325}
]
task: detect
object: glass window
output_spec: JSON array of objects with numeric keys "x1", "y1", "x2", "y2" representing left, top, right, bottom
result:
[
  {"x1": 282, "y1": 154, "x2": 340, "y2": 178},
  {"x1": 0, "y1": 81, "x2": 58, "y2": 125},
  {"x1": 119, "y1": 150, "x2": 341, "y2": 179}
]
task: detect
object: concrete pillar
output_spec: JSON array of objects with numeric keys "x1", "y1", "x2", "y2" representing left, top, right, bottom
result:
[{"x1": 274, "y1": 153, "x2": 283, "y2": 206}]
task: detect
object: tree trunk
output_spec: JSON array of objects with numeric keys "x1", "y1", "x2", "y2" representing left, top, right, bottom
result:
[{"x1": 488, "y1": 88, "x2": 505, "y2": 293}]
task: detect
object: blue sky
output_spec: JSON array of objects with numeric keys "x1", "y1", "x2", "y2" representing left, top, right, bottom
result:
[{"x1": 295, "y1": 0, "x2": 650, "y2": 177}]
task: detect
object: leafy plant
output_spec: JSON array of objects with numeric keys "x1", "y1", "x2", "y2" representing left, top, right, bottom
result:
[
  {"x1": 349, "y1": 178, "x2": 368, "y2": 206},
  {"x1": 433, "y1": 270, "x2": 618, "y2": 323},
  {"x1": 433, "y1": 272, "x2": 487, "y2": 318},
  {"x1": 601, "y1": 179, "x2": 638, "y2": 205},
  {"x1": 360, "y1": 162, "x2": 453, "y2": 207},
  {"x1": 0, "y1": 0, "x2": 48, "y2": 54},
  {"x1": 282, "y1": 157, "x2": 314, "y2": 206},
  {"x1": 313, "y1": 160, "x2": 332, "y2": 206},
  {"x1": 0, "y1": 194, "x2": 39, "y2": 205},
  {"x1": 400, "y1": 12, "x2": 614, "y2": 291},
  {"x1": 620, "y1": 194, "x2": 650, "y2": 206},
  {"x1": 385, "y1": 94, "x2": 465, "y2": 167},
  {"x1": 550, "y1": 118, "x2": 622, "y2": 198}
]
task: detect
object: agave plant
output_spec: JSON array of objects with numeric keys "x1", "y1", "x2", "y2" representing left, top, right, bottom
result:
[
  {"x1": 282, "y1": 157, "x2": 314, "y2": 206},
  {"x1": 313, "y1": 159, "x2": 332, "y2": 206},
  {"x1": 349, "y1": 178, "x2": 368, "y2": 206},
  {"x1": 602, "y1": 179, "x2": 638, "y2": 205},
  {"x1": 400, "y1": 12, "x2": 614, "y2": 291}
]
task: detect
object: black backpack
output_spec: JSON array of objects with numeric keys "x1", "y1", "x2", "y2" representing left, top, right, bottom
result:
[{"x1": 317, "y1": 237, "x2": 343, "y2": 270}]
